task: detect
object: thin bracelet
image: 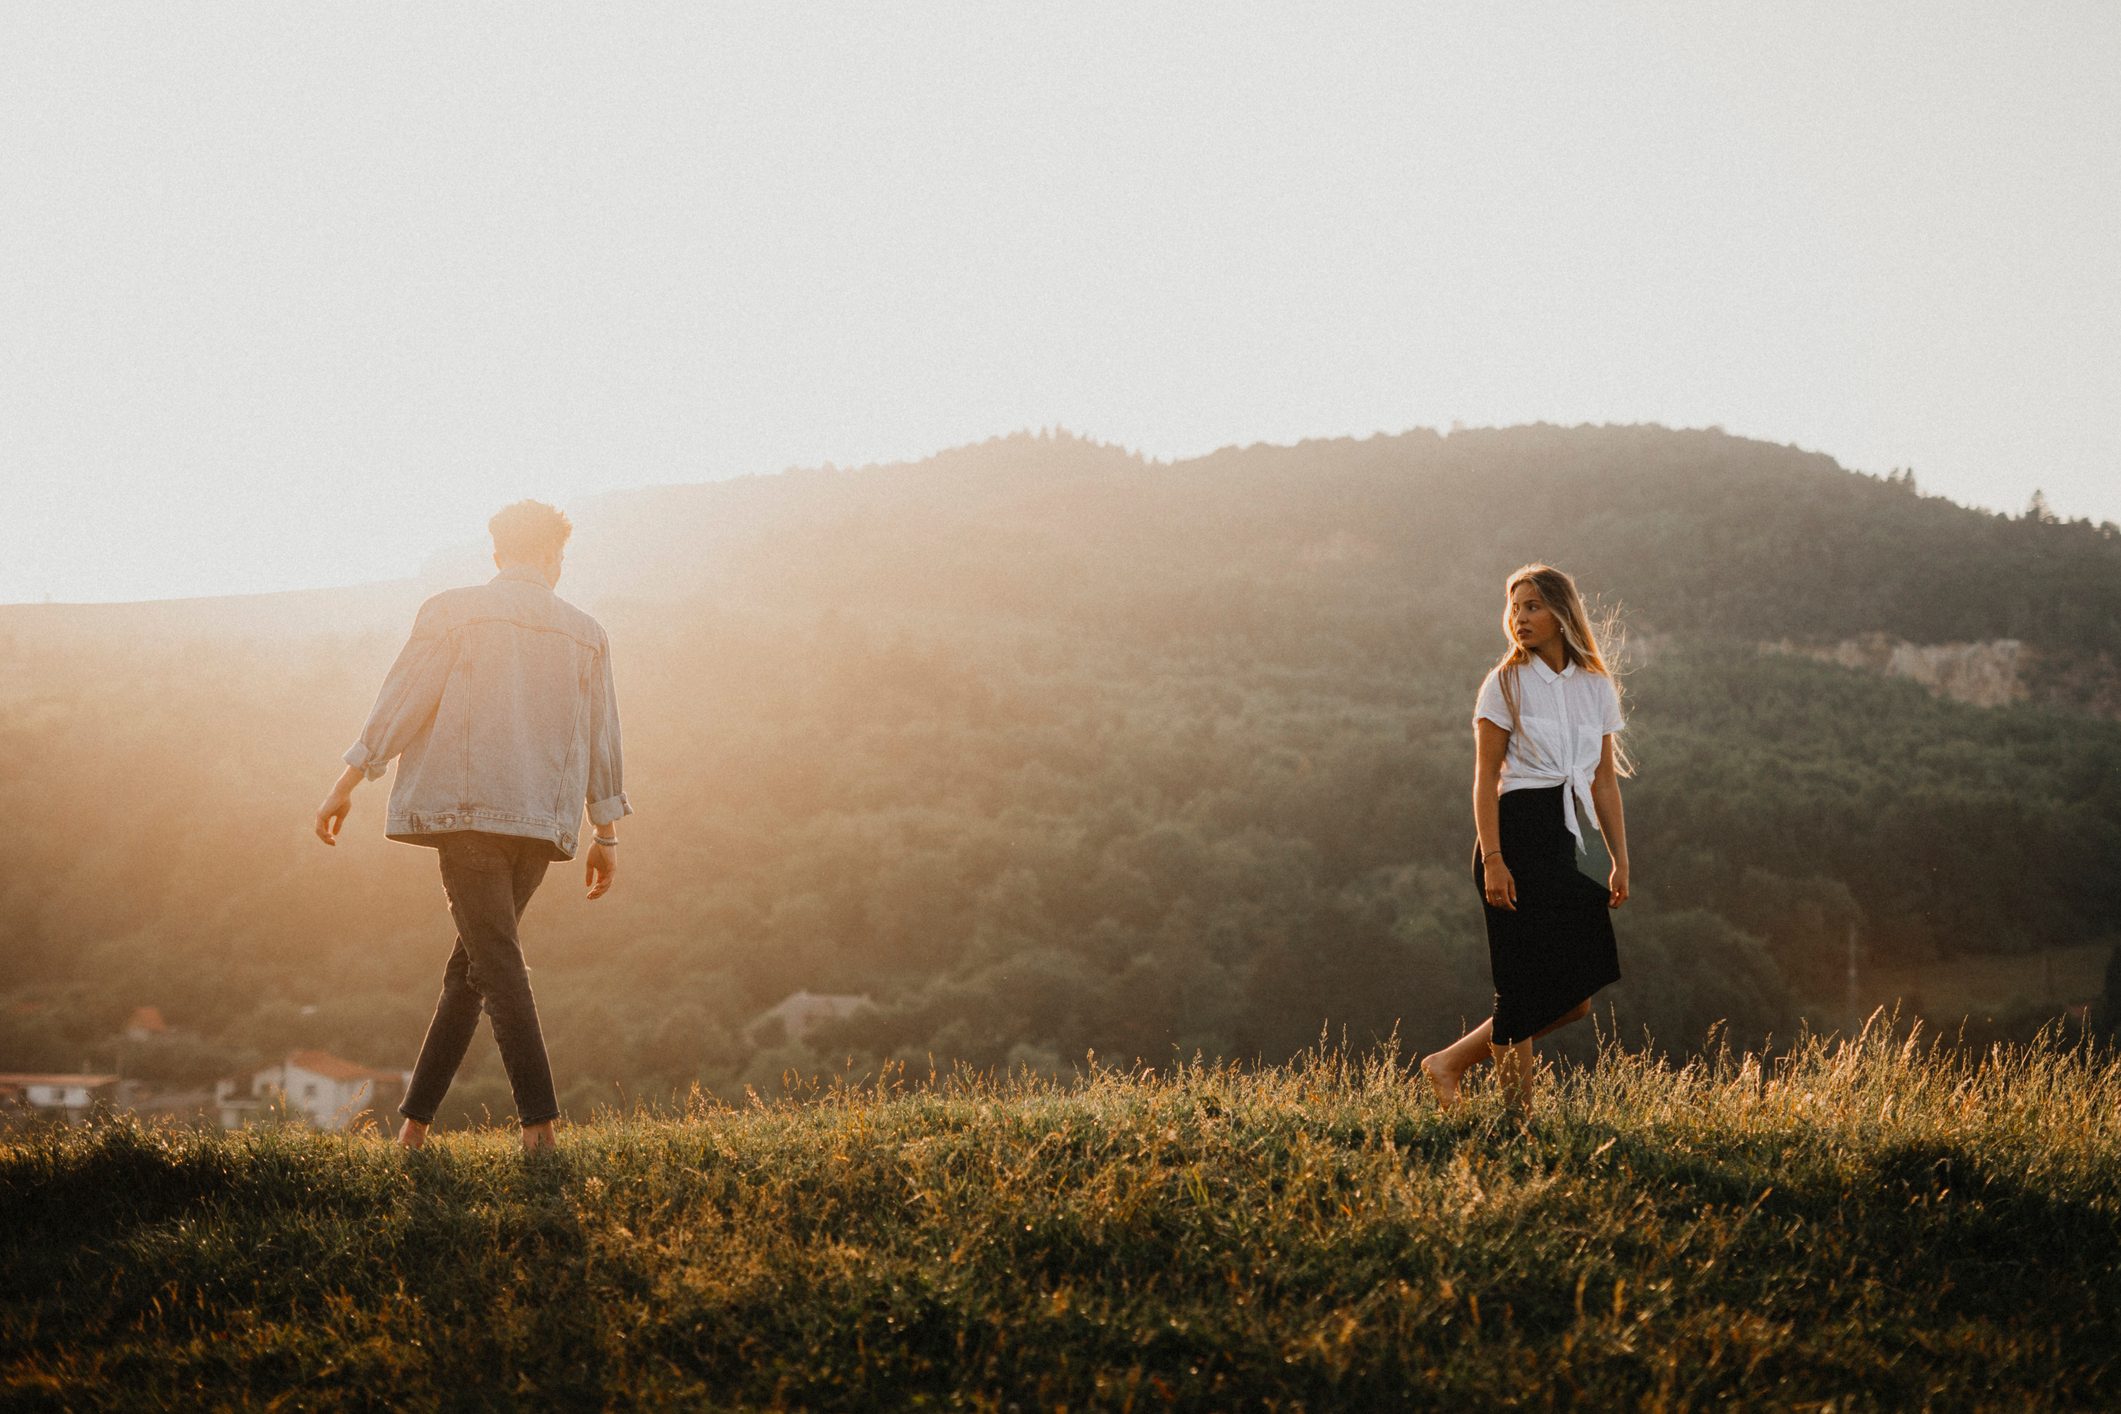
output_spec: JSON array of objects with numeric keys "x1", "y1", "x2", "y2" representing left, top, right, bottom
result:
[
  {"x1": 593, "y1": 835, "x2": 619, "y2": 847},
  {"x1": 1482, "y1": 849, "x2": 1503, "y2": 860}
]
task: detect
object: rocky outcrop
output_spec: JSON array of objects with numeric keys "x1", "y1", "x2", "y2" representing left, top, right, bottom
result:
[{"x1": 1762, "y1": 634, "x2": 2029, "y2": 709}]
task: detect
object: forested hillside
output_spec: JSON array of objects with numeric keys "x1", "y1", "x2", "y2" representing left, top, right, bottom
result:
[{"x1": 3, "y1": 424, "x2": 2116, "y2": 1123}]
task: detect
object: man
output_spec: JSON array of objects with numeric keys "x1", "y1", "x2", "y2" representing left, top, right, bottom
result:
[{"x1": 314, "y1": 500, "x2": 631, "y2": 1154}]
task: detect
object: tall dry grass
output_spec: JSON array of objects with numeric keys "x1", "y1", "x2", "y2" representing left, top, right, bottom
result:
[{"x1": 3, "y1": 1011, "x2": 2116, "y2": 1410}]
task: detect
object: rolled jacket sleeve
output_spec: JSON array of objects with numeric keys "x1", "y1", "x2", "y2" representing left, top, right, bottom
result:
[
  {"x1": 584, "y1": 633, "x2": 632, "y2": 827},
  {"x1": 343, "y1": 599, "x2": 456, "y2": 781}
]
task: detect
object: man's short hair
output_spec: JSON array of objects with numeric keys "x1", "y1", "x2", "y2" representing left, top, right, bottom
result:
[{"x1": 489, "y1": 500, "x2": 573, "y2": 564}]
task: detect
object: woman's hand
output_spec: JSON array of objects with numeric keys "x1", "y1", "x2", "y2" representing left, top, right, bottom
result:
[
  {"x1": 1608, "y1": 861, "x2": 1630, "y2": 909},
  {"x1": 1483, "y1": 855, "x2": 1517, "y2": 910}
]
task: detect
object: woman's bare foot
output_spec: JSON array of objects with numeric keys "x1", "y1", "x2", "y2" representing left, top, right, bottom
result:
[
  {"x1": 395, "y1": 1117, "x2": 429, "y2": 1151},
  {"x1": 521, "y1": 1120, "x2": 557, "y2": 1154},
  {"x1": 1420, "y1": 1054, "x2": 1462, "y2": 1110}
]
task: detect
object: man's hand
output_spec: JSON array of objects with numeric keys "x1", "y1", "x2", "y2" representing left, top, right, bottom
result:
[
  {"x1": 585, "y1": 841, "x2": 616, "y2": 900},
  {"x1": 315, "y1": 787, "x2": 354, "y2": 845},
  {"x1": 315, "y1": 764, "x2": 365, "y2": 846}
]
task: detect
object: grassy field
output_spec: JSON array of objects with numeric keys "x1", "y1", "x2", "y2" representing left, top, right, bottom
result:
[{"x1": 3, "y1": 1015, "x2": 2117, "y2": 1411}]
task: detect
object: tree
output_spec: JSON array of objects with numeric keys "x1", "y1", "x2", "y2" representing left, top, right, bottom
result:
[{"x1": 2099, "y1": 945, "x2": 2121, "y2": 1039}]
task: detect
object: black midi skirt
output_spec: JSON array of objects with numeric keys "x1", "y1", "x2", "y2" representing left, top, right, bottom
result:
[{"x1": 1472, "y1": 784, "x2": 1620, "y2": 1045}]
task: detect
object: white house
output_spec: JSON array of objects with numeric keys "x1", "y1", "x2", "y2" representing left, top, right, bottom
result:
[
  {"x1": 0, "y1": 1072, "x2": 122, "y2": 1123},
  {"x1": 216, "y1": 1050, "x2": 410, "y2": 1131},
  {"x1": 123, "y1": 1006, "x2": 170, "y2": 1043},
  {"x1": 748, "y1": 990, "x2": 875, "y2": 1045}
]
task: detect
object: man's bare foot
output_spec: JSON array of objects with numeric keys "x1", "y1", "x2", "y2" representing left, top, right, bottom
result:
[
  {"x1": 1420, "y1": 1054, "x2": 1461, "y2": 1110},
  {"x1": 395, "y1": 1117, "x2": 429, "y2": 1151},
  {"x1": 521, "y1": 1120, "x2": 556, "y2": 1154}
]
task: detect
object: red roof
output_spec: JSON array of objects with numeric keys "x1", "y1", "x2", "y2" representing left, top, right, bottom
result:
[{"x1": 285, "y1": 1049, "x2": 398, "y2": 1083}]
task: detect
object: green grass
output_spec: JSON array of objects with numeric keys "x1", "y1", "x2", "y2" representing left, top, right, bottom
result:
[{"x1": 4, "y1": 1014, "x2": 2118, "y2": 1411}]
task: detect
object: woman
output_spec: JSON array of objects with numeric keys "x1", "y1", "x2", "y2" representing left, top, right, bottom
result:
[{"x1": 1421, "y1": 563, "x2": 1631, "y2": 1114}]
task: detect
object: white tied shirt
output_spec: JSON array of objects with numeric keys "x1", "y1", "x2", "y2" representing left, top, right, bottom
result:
[{"x1": 1473, "y1": 657, "x2": 1626, "y2": 853}]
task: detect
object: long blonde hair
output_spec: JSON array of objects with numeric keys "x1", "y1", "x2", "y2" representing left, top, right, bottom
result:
[{"x1": 1489, "y1": 563, "x2": 1633, "y2": 777}]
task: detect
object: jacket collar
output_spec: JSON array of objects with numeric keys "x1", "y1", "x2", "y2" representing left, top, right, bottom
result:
[
  {"x1": 1528, "y1": 654, "x2": 1576, "y2": 683},
  {"x1": 492, "y1": 563, "x2": 555, "y2": 590}
]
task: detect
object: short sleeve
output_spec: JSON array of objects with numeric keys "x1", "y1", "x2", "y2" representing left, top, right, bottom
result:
[
  {"x1": 1473, "y1": 669, "x2": 1512, "y2": 732},
  {"x1": 1600, "y1": 674, "x2": 1625, "y2": 734}
]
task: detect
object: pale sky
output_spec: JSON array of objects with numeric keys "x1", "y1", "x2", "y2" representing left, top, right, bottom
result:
[{"x1": 3, "y1": 3, "x2": 2116, "y2": 605}]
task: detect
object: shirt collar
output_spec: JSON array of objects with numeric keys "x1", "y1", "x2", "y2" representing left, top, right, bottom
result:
[
  {"x1": 1528, "y1": 655, "x2": 1576, "y2": 683},
  {"x1": 492, "y1": 563, "x2": 555, "y2": 590}
]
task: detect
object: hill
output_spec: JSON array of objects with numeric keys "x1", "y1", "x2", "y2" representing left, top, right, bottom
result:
[
  {"x1": 3, "y1": 1022, "x2": 2117, "y2": 1409},
  {"x1": 1, "y1": 423, "x2": 2117, "y2": 1123},
  {"x1": 11, "y1": 423, "x2": 2120, "y2": 674}
]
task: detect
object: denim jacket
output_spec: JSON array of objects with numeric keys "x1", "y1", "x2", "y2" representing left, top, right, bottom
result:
[{"x1": 343, "y1": 564, "x2": 632, "y2": 861}]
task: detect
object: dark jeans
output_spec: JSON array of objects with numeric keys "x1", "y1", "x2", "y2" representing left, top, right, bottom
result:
[{"x1": 400, "y1": 832, "x2": 560, "y2": 1127}]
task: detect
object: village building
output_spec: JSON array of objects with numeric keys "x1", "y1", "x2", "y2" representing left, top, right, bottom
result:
[
  {"x1": 123, "y1": 1006, "x2": 171, "y2": 1043},
  {"x1": 0, "y1": 1072, "x2": 123, "y2": 1123},
  {"x1": 216, "y1": 1050, "x2": 410, "y2": 1131}
]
